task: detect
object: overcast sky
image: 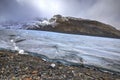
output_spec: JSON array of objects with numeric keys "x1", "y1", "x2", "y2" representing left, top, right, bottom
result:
[
  {"x1": 0, "y1": 0, "x2": 120, "y2": 29},
  {"x1": 29, "y1": 0, "x2": 119, "y2": 29}
]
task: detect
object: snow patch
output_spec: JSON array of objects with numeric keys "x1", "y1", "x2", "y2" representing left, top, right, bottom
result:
[
  {"x1": 10, "y1": 39, "x2": 27, "y2": 54},
  {"x1": 50, "y1": 63, "x2": 56, "y2": 68},
  {"x1": 18, "y1": 50, "x2": 24, "y2": 54}
]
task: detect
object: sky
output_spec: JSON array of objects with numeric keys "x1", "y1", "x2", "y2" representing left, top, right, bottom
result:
[{"x1": 0, "y1": 0, "x2": 120, "y2": 29}]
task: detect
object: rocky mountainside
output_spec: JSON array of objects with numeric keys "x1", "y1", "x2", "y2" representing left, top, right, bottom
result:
[{"x1": 27, "y1": 15, "x2": 120, "y2": 38}]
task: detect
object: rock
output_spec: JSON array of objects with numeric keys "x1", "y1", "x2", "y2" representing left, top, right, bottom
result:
[
  {"x1": 23, "y1": 77, "x2": 32, "y2": 80},
  {"x1": 27, "y1": 14, "x2": 120, "y2": 38},
  {"x1": 31, "y1": 71, "x2": 38, "y2": 74}
]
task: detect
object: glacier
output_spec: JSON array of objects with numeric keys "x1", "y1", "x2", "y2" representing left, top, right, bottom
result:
[{"x1": 0, "y1": 29, "x2": 120, "y2": 73}]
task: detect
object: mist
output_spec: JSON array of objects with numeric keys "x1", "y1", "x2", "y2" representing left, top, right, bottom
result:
[{"x1": 0, "y1": 0, "x2": 120, "y2": 29}]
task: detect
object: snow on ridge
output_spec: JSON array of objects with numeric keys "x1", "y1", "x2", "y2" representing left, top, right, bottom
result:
[
  {"x1": 25, "y1": 19, "x2": 58, "y2": 29},
  {"x1": 37, "y1": 19, "x2": 57, "y2": 27}
]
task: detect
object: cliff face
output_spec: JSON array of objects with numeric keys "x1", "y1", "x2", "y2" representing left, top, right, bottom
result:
[{"x1": 27, "y1": 15, "x2": 120, "y2": 38}]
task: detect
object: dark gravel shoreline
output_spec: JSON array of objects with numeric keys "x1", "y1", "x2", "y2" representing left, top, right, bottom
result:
[{"x1": 0, "y1": 50, "x2": 120, "y2": 80}]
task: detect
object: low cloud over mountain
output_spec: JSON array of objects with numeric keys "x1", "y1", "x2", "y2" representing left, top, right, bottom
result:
[{"x1": 0, "y1": 0, "x2": 120, "y2": 29}]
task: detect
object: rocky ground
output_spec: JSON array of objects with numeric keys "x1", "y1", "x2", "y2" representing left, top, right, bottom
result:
[{"x1": 0, "y1": 50, "x2": 120, "y2": 80}]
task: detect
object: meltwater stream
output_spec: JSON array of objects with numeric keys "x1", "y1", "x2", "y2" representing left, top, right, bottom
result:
[{"x1": 0, "y1": 29, "x2": 120, "y2": 73}]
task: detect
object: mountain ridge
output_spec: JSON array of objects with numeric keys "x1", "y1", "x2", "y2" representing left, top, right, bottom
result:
[{"x1": 27, "y1": 14, "x2": 120, "y2": 38}]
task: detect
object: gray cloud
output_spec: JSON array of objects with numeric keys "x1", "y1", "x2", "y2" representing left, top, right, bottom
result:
[
  {"x1": 0, "y1": 0, "x2": 120, "y2": 29},
  {"x1": 0, "y1": 0, "x2": 40, "y2": 22},
  {"x1": 84, "y1": 0, "x2": 120, "y2": 30},
  {"x1": 48, "y1": 0, "x2": 120, "y2": 29}
]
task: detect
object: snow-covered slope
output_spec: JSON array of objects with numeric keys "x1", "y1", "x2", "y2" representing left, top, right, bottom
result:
[{"x1": 0, "y1": 29, "x2": 120, "y2": 73}]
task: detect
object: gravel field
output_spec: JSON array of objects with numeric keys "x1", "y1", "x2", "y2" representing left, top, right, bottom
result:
[{"x1": 0, "y1": 50, "x2": 120, "y2": 80}]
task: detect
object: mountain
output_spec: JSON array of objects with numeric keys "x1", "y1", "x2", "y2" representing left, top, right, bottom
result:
[{"x1": 27, "y1": 15, "x2": 120, "y2": 38}]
